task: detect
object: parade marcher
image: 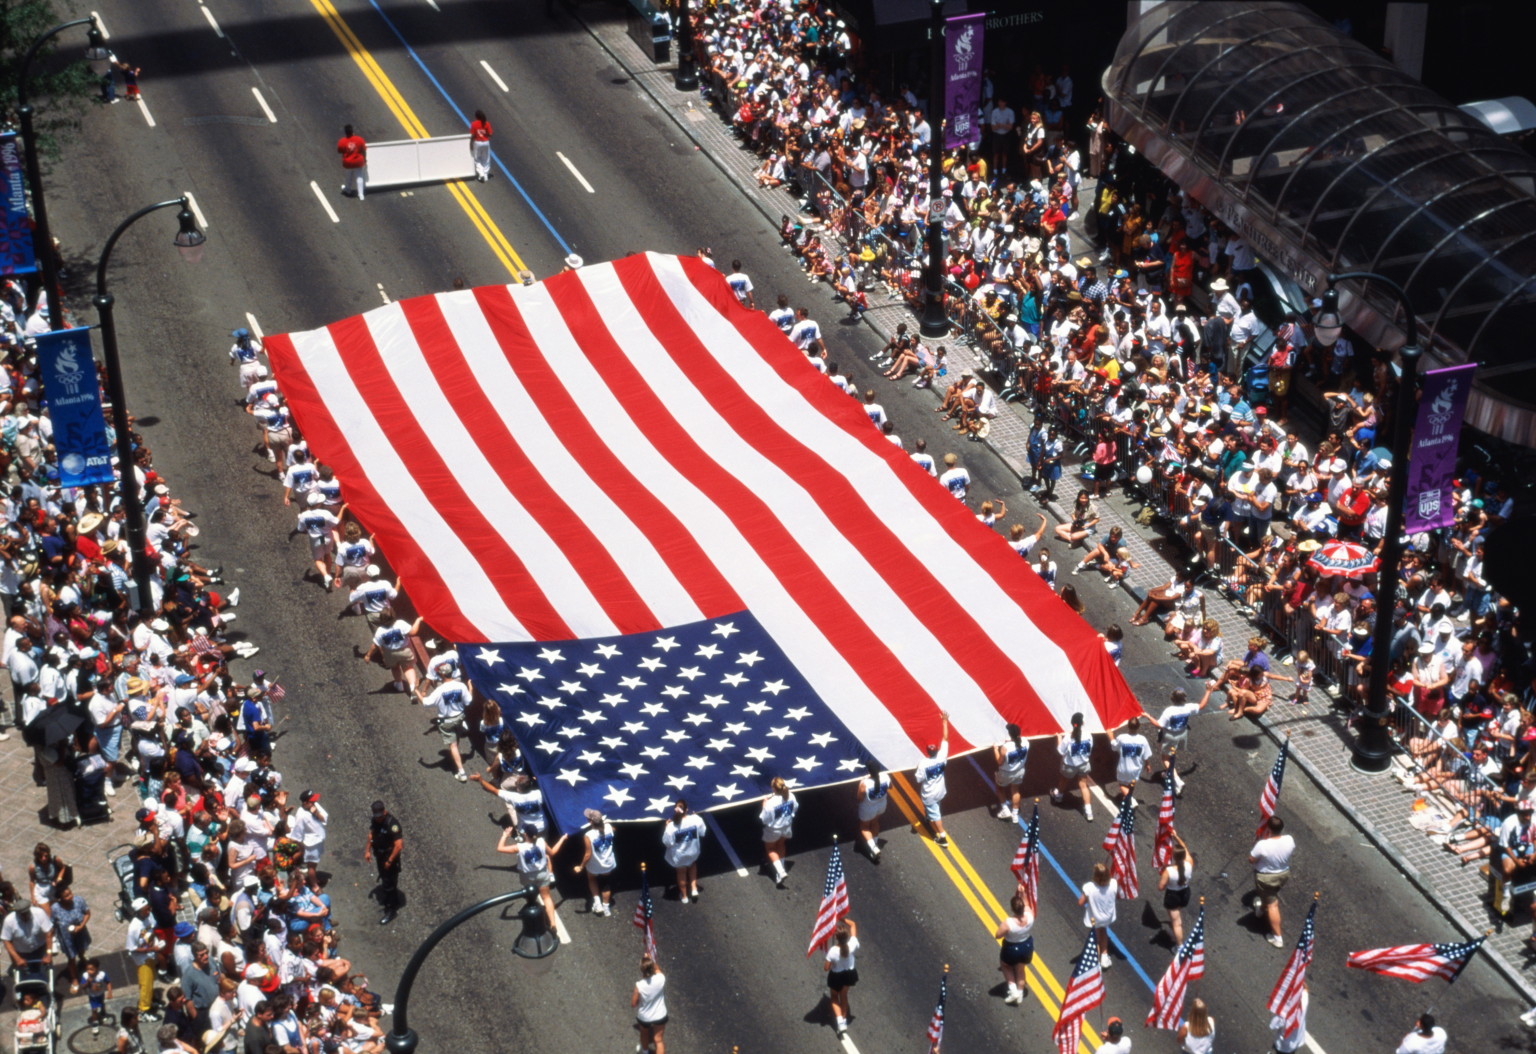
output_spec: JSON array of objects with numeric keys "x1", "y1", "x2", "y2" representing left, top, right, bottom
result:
[
  {"x1": 631, "y1": 955, "x2": 667, "y2": 1054},
  {"x1": 1157, "y1": 832, "x2": 1193, "y2": 944},
  {"x1": 854, "y1": 761, "x2": 890, "y2": 861},
  {"x1": 661, "y1": 799, "x2": 706, "y2": 903},
  {"x1": 415, "y1": 671, "x2": 471, "y2": 782},
  {"x1": 824, "y1": 918, "x2": 859, "y2": 1037},
  {"x1": 364, "y1": 801, "x2": 402, "y2": 926},
  {"x1": 1153, "y1": 689, "x2": 1203, "y2": 795},
  {"x1": 1078, "y1": 862, "x2": 1117, "y2": 969},
  {"x1": 1271, "y1": 984, "x2": 1308, "y2": 1053},
  {"x1": 1053, "y1": 712, "x2": 1096, "y2": 821},
  {"x1": 1110, "y1": 715, "x2": 1151, "y2": 801},
  {"x1": 1249, "y1": 815, "x2": 1294, "y2": 947},
  {"x1": 992, "y1": 723, "x2": 1029, "y2": 822},
  {"x1": 574, "y1": 808, "x2": 616, "y2": 917},
  {"x1": 993, "y1": 889, "x2": 1034, "y2": 1005},
  {"x1": 496, "y1": 825, "x2": 567, "y2": 932},
  {"x1": 759, "y1": 777, "x2": 798, "y2": 887},
  {"x1": 1395, "y1": 1013, "x2": 1447, "y2": 1054},
  {"x1": 468, "y1": 110, "x2": 493, "y2": 182},
  {"x1": 1094, "y1": 1017, "x2": 1131, "y2": 1054},
  {"x1": 337, "y1": 124, "x2": 367, "y2": 200},
  {"x1": 1177, "y1": 998, "x2": 1216, "y2": 1054},
  {"x1": 913, "y1": 710, "x2": 951, "y2": 846}
]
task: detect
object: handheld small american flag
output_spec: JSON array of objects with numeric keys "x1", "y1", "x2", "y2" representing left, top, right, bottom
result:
[
  {"x1": 1256, "y1": 738, "x2": 1289, "y2": 840},
  {"x1": 1012, "y1": 804, "x2": 1041, "y2": 914},
  {"x1": 1053, "y1": 929, "x2": 1105, "y2": 1054},
  {"x1": 267, "y1": 681, "x2": 287, "y2": 702},
  {"x1": 806, "y1": 843, "x2": 850, "y2": 956},
  {"x1": 190, "y1": 634, "x2": 221, "y2": 659},
  {"x1": 632, "y1": 864, "x2": 657, "y2": 959},
  {"x1": 926, "y1": 966, "x2": 948, "y2": 1052},
  {"x1": 1101, "y1": 793, "x2": 1139, "y2": 900},
  {"x1": 1153, "y1": 767, "x2": 1176, "y2": 869},
  {"x1": 1267, "y1": 899, "x2": 1317, "y2": 1040},
  {"x1": 1146, "y1": 906, "x2": 1205, "y2": 1030},
  {"x1": 1345, "y1": 936, "x2": 1485, "y2": 983}
]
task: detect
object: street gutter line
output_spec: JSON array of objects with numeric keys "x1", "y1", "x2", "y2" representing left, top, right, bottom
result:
[
  {"x1": 184, "y1": 191, "x2": 209, "y2": 231},
  {"x1": 479, "y1": 60, "x2": 509, "y2": 93},
  {"x1": 201, "y1": 5, "x2": 224, "y2": 38},
  {"x1": 91, "y1": 11, "x2": 110, "y2": 37},
  {"x1": 136, "y1": 96, "x2": 156, "y2": 128},
  {"x1": 251, "y1": 87, "x2": 277, "y2": 123},
  {"x1": 556, "y1": 152, "x2": 595, "y2": 194},
  {"x1": 309, "y1": 181, "x2": 340, "y2": 224}
]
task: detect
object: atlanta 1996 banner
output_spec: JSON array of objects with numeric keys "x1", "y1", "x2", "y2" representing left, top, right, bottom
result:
[
  {"x1": 0, "y1": 132, "x2": 39, "y2": 277},
  {"x1": 944, "y1": 13, "x2": 985, "y2": 149},
  {"x1": 36, "y1": 327, "x2": 115, "y2": 487},
  {"x1": 1404, "y1": 363, "x2": 1475, "y2": 535}
]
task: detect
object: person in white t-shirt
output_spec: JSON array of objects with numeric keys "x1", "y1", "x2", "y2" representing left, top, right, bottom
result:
[
  {"x1": 1110, "y1": 716, "x2": 1151, "y2": 799},
  {"x1": 631, "y1": 956, "x2": 667, "y2": 1054},
  {"x1": 1153, "y1": 689, "x2": 1203, "y2": 795},
  {"x1": 991, "y1": 723, "x2": 1029, "y2": 822},
  {"x1": 823, "y1": 918, "x2": 861, "y2": 1037},
  {"x1": 1094, "y1": 1017, "x2": 1131, "y2": 1053},
  {"x1": 1052, "y1": 713, "x2": 1096, "y2": 821},
  {"x1": 914, "y1": 711, "x2": 951, "y2": 847},
  {"x1": 910, "y1": 438, "x2": 937, "y2": 476},
  {"x1": 854, "y1": 762, "x2": 890, "y2": 860},
  {"x1": 939, "y1": 453, "x2": 971, "y2": 501},
  {"x1": 724, "y1": 261, "x2": 754, "y2": 309},
  {"x1": 661, "y1": 799, "x2": 706, "y2": 903},
  {"x1": 759, "y1": 778, "x2": 798, "y2": 887},
  {"x1": 1250, "y1": 815, "x2": 1295, "y2": 947},
  {"x1": 574, "y1": 808, "x2": 617, "y2": 917},
  {"x1": 1078, "y1": 862, "x2": 1117, "y2": 968},
  {"x1": 415, "y1": 676, "x2": 470, "y2": 781},
  {"x1": 1394, "y1": 1013, "x2": 1447, "y2": 1054}
]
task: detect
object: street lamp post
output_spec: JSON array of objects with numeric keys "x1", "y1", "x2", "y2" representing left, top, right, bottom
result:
[
  {"x1": 919, "y1": 0, "x2": 948, "y2": 339},
  {"x1": 1314, "y1": 272, "x2": 1423, "y2": 775},
  {"x1": 383, "y1": 887, "x2": 553, "y2": 1054},
  {"x1": 672, "y1": 0, "x2": 698, "y2": 92},
  {"x1": 15, "y1": 16, "x2": 103, "y2": 331},
  {"x1": 94, "y1": 198, "x2": 206, "y2": 614}
]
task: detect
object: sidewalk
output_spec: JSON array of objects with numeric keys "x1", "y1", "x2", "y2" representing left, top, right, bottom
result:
[{"x1": 580, "y1": 4, "x2": 1536, "y2": 1004}]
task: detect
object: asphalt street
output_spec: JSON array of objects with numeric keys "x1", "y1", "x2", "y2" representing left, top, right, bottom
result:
[{"x1": 35, "y1": 1, "x2": 1533, "y2": 1050}]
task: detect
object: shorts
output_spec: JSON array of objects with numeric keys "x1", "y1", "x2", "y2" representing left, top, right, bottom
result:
[
  {"x1": 268, "y1": 426, "x2": 294, "y2": 447},
  {"x1": 308, "y1": 536, "x2": 334, "y2": 560},
  {"x1": 762, "y1": 826, "x2": 792, "y2": 844},
  {"x1": 638, "y1": 1015, "x2": 668, "y2": 1029},
  {"x1": 438, "y1": 712, "x2": 467, "y2": 743},
  {"x1": 1000, "y1": 937, "x2": 1035, "y2": 966},
  {"x1": 995, "y1": 768, "x2": 1025, "y2": 788},
  {"x1": 524, "y1": 868, "x2": 553, "y2": 888},
  {"x1": 1061, "y1": 761, "x2": 1090, "y2": 780},
  {"x1": 1160, "y1": 733, "x2": 1187, "y2": 757},
  {"x1": 827, "y1": 968, "x2": 859, "y2": 990},
  {"x1": 1163, "y1": 886, "x2": 1191, "y2": 910},
  {"x1": 1256, "y1": 869, "x2": 1289, "y2": 903},
  {"x1": 341, "y1": 565, "x2": 369, "y2": 589},
  {"x1": 384, "y1": 647, "x2": 414, "y2": 668},
  {"x1": 856, "y1": 798, "x2": 888, "y2": 823},
  {"x1": 922, "y1": 797, "x2": 943, "y2": 822}
]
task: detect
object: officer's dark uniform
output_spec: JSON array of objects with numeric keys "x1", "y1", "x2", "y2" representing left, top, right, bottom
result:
[{"x1": 370, "y1": 809, "x2": 403, "y2": 923}]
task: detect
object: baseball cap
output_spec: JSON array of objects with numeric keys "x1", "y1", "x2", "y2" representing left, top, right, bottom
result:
[
  {"x1": 174, "y1": 922, "x2": 196, "y2": 939},
  {"x1": 242, "y1": 875, "x2": 262, "y2": 890},
  {"x1": 131, "y1": 897, "x2": 149, "y2": 911},
  {"x1": 302, "y1": 790, "x2": 321, "y2": 804}
]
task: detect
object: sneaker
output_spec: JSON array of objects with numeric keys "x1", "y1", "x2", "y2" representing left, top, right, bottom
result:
[
  {"x1": 379, "y1": 909, "x2": 398, "y2": 925},
  {"x1": 1083, "y1": 806, "x2": 1094, "y2": 822},
  {"x1": 105, "y1": 781, "x2": 116, "y2": 797},
  {"x1": 221, "y1": 612, "x2": 237, "y2": 622},
  {"x1": 1519, "y1": 1007, "x2": 1536, "y2": 1028},
  {"x1": 936, "y1": 834, "x2": 950, "y2": 847},
  {"x1": 679, "y1": 895, "x2": 690, "y2": 904},
  {"x1": 454, "y1": 770, "x2": 468, "y2": 783},
  {"x1": 997, "y1": 806, "x2": 1014, "y2": 822},
  {"x1": 775, "y1": 872, "x2": 787, "y2": 889},
  {"x1": 1070, "y1": 565, "x2": 1081, "y2": 576},
  {"x1": 1266, "y1": 933, "x2": 1284, "y2": 948},
  {"x1": 1050, "y1": 788, "x2": 1063, "y2": 803},
  {"x1": 0, "y1": 730, "x2": 9, "y2": 741},
  {"x1": 139, "y1": 1011, "x2": 161, "y2": 1022},
  {"x1": 228, "y1": 588, "x2": 240, "y2": 606},
  {"x1": 1100, "y1": 953, "x2": 1112, "y2": 969},
  {"x1": 266, "y1": 449, "x2": 276, "y2": 462}
]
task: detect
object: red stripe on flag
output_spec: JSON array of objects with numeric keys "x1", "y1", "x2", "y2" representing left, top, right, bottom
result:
[
  {"x1": 472, "y1": 286, "x2": 744, "y2": 620},
  {"x1": 323, "y1": 314, "x2": 574, "y2": 639},
  {"x1": 540, "y1": 275, "x2": 953, "y2": 747},
  {"x1": 264, "y1": 331, "x2": 484, "y2": 642}
]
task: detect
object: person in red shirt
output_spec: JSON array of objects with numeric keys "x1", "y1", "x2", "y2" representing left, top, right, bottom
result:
[
  {"x1": 337, "y1": 125, "x2": 367, "y2": 200},
  {"x1": 1334, "y1": 483, "x2": 1372, "y2": 538},
  {"x1": 469, "y1": 110, "x2": 493, "y2": 182}
]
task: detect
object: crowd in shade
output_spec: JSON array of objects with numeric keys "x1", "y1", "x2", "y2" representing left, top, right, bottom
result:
[{"x1": 688, "y1": 0, "x2": 1533, "y2": 893}]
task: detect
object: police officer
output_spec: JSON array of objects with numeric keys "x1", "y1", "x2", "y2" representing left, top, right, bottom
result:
[{"x1": 364, "y1": 801, "x2": 403, "y2": 925}]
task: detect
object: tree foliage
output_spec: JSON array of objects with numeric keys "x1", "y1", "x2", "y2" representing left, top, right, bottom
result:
[{"x1": 1, "y1": 0, "x2": 99, "y2": 158}]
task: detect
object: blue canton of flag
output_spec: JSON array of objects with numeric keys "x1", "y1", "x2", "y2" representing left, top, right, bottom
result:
[{"x1": 459, "y1": 612, "x2": 875, "y2": 831}]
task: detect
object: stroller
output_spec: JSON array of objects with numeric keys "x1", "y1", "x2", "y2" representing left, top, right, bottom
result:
[
  {"x1": 108, "y1": 843, "x2": 138, "y2": 923},
  {"x1": 10, "y1": 964, "x2": 58, "y2": 1054}
]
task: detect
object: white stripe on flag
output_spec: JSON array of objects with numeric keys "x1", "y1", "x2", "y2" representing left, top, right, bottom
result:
[
  {"x1": 362, "y1": 303, "x2": 623, "y2": 637},
  {"x1": 578, "y1": 265, "x2": 1004, "y2": 743},
  {"x1": 289, "y1": 327, "x2": 527, "y2": 638},
  {"x1": 509, "y1": 281, "x2": 917, "y2": 763}
]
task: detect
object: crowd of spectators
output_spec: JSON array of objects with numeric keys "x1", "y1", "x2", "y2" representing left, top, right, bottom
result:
[
  {"x1": 687, "y1": 0, "x2": 1534, "y2": 882},
  {"x1": 0, "y1": 291, "x2": 395, "y2": 1053}
]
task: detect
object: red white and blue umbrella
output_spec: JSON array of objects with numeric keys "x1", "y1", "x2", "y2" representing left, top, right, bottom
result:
[{"x1": 1306, "y1": 539, "x2": 1379, "y2": 579}]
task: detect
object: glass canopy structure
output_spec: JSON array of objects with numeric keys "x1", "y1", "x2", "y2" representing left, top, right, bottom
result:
[{"x1": 1103, "y1": 1, "x2": 1536, "y2": 445}]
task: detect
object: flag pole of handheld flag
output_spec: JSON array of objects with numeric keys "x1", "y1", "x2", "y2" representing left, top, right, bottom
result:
[
  {"x1": 1012, "y1": 800, "x2": 1041, "y2": 913},
  {"x1": 807, "y1": 838, "x2": 850, "y2": 957},
  {"x1": 1256, "y1": 736, "x2": 1290, "y2": 839},
  {"x1": 926, "y1": 963, "x2": 949, "y2": 1053},
  {"x1": 632, "y1": 862, "x2": 657, "y2": 960}
]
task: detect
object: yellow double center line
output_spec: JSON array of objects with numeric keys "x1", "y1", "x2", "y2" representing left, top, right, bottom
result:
[
  {"x1": 309, "y1": 0, "x2": 529, "y2": 276},
  {"x1": 887, "y1": 772, "x2": 1104, "y2": 1052}
]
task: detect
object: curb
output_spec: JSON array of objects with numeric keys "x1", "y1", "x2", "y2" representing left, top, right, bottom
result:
[{"x1": 581, "y1": 5, "x2": 1536, "y2": 1006}]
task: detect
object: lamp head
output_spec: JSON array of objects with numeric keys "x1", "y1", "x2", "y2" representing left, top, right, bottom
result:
[
  {"x1": 174, "y1": 203, "x2": 206, "y2": 264},
  {"x1": 1314, "y1": 286, "x2": 1343, "y2": 348}
]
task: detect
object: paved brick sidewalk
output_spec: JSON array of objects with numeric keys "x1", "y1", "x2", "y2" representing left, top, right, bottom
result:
[{"x1": 585, "y1": 7, "x2": 1536, "y2": 1003}]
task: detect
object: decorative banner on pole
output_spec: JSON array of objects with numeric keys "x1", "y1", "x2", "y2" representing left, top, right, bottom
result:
[
  {"x1": 1404, "y1": 363, "x2": 1475, "y2": 534},
  {"x1": 0, "y1": 132, "x2": 39, "y2": 276},
  {"x1": 35, "y1": 327, "x2": 115, "y2": 487},
  {"x1": 943, "y1": 13, "x2": 985, "y2": 149}
]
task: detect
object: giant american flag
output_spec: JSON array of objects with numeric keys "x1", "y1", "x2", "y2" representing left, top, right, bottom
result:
[
  {"x1": 1267, "y1": 899, "x2": 1318, "y2": 1041},
  {"x1": 1012, "y1": 803, "x2": 1041, "y2": 913},
  {"x1": 1053, "y1": 929, "x2": 1105, "y2": 1054},
  {"x1": 1345, "y1": 936, "x2": 1485, "y2": 983},
  {"x1": 807, "y1": 844, "x2": 850, "y2": 956},
  {"x1": 265, "y1": 254, "x2": 1138, "y2": 826},
  {"x1": 1101, "y1": 792, "x2": 1139, "y2": 900},
  {"x1": 1146, "y1": 906, "x2": 1205, "y2": 1030},
  {"x1": 1256, "y1": 738, "x2": 1289, "y2": 839}
]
